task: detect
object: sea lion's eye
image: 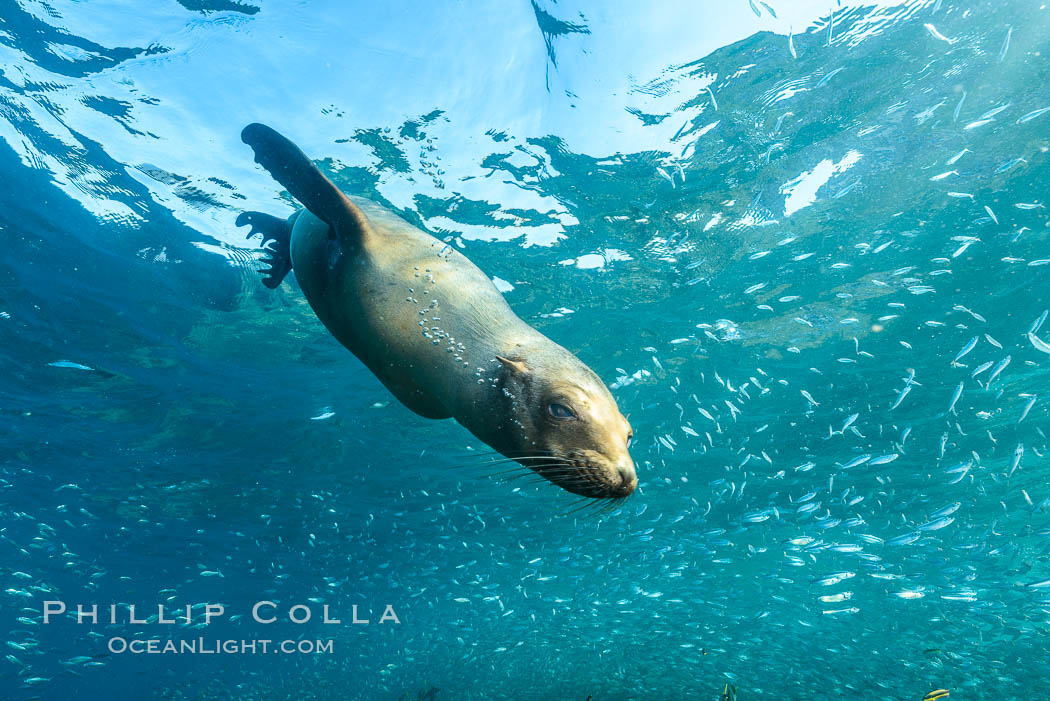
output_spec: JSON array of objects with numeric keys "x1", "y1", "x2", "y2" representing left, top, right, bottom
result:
[
  {"x1": 547, "y1": 402, "x2": 576, "y2": 420},
  {"x1": 627, "y1": 431, "x2": 634, "y2": 448}
]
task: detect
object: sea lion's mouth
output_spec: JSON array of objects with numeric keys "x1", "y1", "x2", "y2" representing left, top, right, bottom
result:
[{"x1": 531, "y1": 452, "x2": 636, "y2": 500}]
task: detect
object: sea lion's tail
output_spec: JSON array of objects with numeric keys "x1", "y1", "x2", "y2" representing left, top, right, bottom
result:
[{"x1": 236, "y1": 211, "x2": 292, "y2": 289}]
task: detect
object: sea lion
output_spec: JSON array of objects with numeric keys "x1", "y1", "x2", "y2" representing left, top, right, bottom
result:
[{"x1": 236, "y1": 123, "x2": 636, "y2": 500}]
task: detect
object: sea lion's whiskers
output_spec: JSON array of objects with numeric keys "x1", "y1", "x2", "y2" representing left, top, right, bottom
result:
[
  {"x1": 451, "y1": 448, "x2": 555, "y2": 459},
  {"x1": 484, "y1": 464, "x2": 581, "y2": 481},
  {"x1": 489, "y1": 473, "x2": 549, "y2": 484},
  {"x1": 446, "y1": 456, "x2": 572, "y2": 475},
  {"x1": 481, "y1": 467, "x2": 534, "y2": 478},
  {"x1": 477, "y1": 459, "x2": 584, "y2": 488},
  {"x1": 497, "y1": 474, "x2": 539, "y2": 485},
  {"x1": 563, "y1": 497, "x2": 603, "y2": 516},
  {"x1": 585, "y1": 498, "x2": 613, "y2": 516},
  {"x1": 562, "y1": 496, "x2": 592, "y2": 513},
  {"x1": 464, "y1": 451, "x2": 562, "y2": 461},
  {"x1": 520, "y1": 477, "x2": 566, "y2": 488},
  {"x1": 488, "y1": 475, "x2": 543, "y2": 486},
  {"x1": 540, "y1": 470, "x2": 596, "y2": 483},
  {"x1": 463, "y1": 448, "x2": 560, "y2": 458},
  {"x1": 448, "y1": 449, "x2": 504, "y2": 458},
  {"x1": 514, "y1": 473, "x2": 584, "y2": 488},
  {"x1": 594, "y1": 495, "x2": 627, "y2": 517},
  {"x1": 483, "y1": 462, "x2": 575, "y2": 476},
  {"x1": 546, "y1": 469, "x2": 582, "y2": 479},
  {"x1": 481, "y1": 465, "x2": 556, "y2": 478},
  {"x1": 447, "y1": 455, "x2": 567, "y2": 469}
]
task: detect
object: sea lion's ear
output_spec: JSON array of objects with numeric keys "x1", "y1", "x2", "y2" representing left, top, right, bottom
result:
[{"x1": 495, "y1": 356, "x2": 528, "y2": 375}]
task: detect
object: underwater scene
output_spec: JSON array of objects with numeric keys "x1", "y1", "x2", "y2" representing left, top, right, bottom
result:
[{"x1": 2, "y1": 0, "x2": 1050, "y2": 698}]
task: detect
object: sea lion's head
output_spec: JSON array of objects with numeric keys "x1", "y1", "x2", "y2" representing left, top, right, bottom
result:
[{"x1": 496, "y1": 354, "x2": 636, "y2": 500}]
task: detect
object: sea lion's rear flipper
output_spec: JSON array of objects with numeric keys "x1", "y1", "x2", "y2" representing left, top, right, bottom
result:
[
  {"x1": 237, "y1": 211, "x2": 292, "y2": 289},
  {"x1": 240, "y1": 123, "x2": 372, "y2": 247}
]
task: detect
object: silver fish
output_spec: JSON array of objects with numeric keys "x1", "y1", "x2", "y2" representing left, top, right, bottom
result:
[
  {"x1": 971, "y1": 360, "x2": 994, "y2": 378},
  {"x1": 887, "y1": 531, "x2": 921, "y2": 546},
  {"x1": 988, "y1": 356, "x2": 1011, "y2": 383},
  {"x1": 999, "y1": 25, "x2": 1012, "y2": 62},
  {"x1": 924, "y1": 23, "x2": 954, "y2": 44},
  {"x1": 1028, "y1": 334, "x2": 1050, "y2": 354},
  {"x1": 948, "y1": 382, "x2": 964, "y2": 414},
  {"x1": 891, "y1": 384, "x2": 912, "y2": 410},
  {"x1": 817, "y1": 67, "x2": 845, "y2": 88},
  {"x1": 980, "y1": 104, "x2": 1011, "y2": 120},
  {"x1": 917, "y1": 516, "x2": 955, "y2": 531},
  {"x1": 953, "y1": 91, "x2": 967, "y2": 122},
  {"x1": 1029, "y1": 309, "x2": 1049, "y2": 335},
  {"x1": 1009, "y1": 444, "x2": 1023, "y2": 476},
  {"x1": 1018, "y1": 106, "x2": 1050, "y2": 124},
  {"x1": 929, "y1": 502, "x2": 961, "y2": 519},
  {"x1": 1019, "y1": 395, "x2": 1037, "y2": 423},
  {"x1": 839, "y1": 454, "x2": 871, "y2": 470},
  {"x1": 952, "y1": 336, "x2": 979, "y2": 365}
]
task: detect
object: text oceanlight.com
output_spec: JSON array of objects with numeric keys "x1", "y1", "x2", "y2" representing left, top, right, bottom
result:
[{"x1": 107, "y1": 638, "x2": 335, "y2": 655}]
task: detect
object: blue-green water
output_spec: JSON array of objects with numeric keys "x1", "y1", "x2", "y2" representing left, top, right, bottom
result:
[{"x1": 2, "y1": 0, "x2": 1050, "y2": 699}]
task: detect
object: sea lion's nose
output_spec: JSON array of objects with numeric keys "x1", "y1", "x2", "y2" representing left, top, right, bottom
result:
[{"x1": 617, "y1": 463, "x2": 637, "y2": 494}]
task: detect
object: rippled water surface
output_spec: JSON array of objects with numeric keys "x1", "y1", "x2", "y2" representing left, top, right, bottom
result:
[{"x1": 3, "y1": 0, "x2": 1050, "y2": 699}]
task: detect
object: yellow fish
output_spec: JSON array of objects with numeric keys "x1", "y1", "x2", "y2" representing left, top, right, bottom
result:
[{"x1": 924, "y1": 690, "x2": 949, "y2": 701}]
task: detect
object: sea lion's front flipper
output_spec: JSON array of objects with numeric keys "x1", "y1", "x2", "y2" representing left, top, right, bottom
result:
[
  {"x1": 236, "y1": 210, "x2": 292, "y2": 289},
  {"x1": 241, "y1": 123, "x2": 372, "y2": 247}
]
